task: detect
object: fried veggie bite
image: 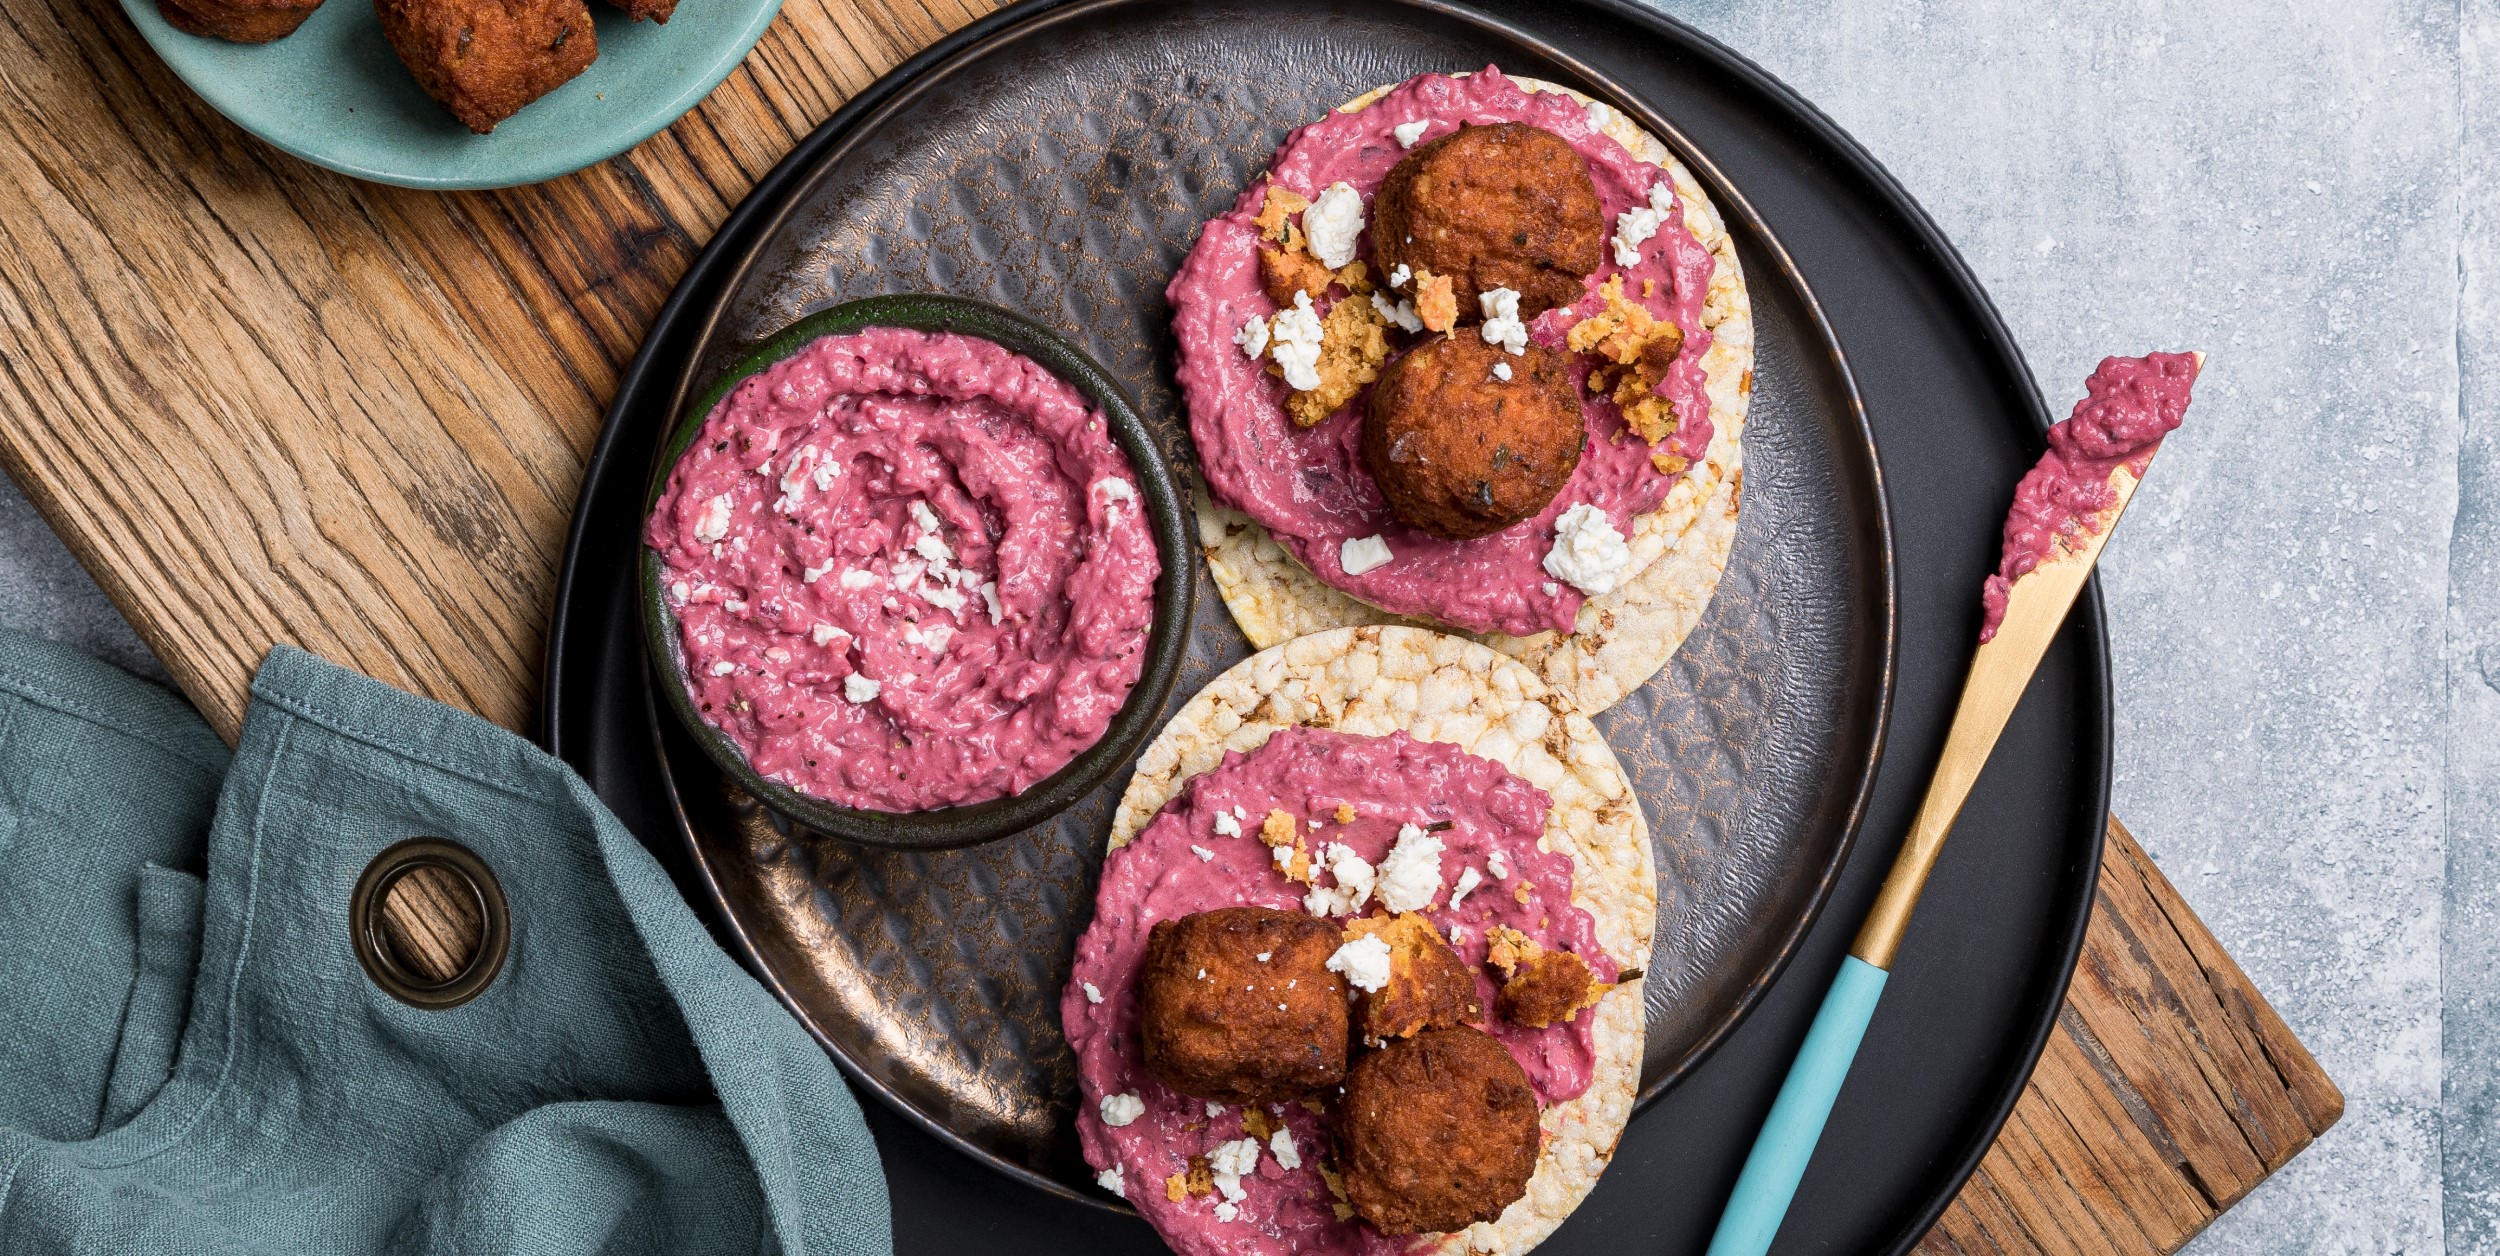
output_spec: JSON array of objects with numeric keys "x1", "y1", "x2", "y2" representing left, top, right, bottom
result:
[
  {"x1": 1341, "y1": 912, "x2": 1480, "y2": 1041},
  {"x1": 1486, "y1": 924, "x2": 1609, "y2": 1028},
  {"x1": 375, "y1": 0, "x2": 597, "y2": 134},
  {"x1": 1338, "y1": 1025, "x2": 1540, "y2": 1234},
  {"x1": 1362, "y1": 337, "x2": 1585, "y2": 539},
  {"x1": 1139, "y1": 906, "x2": 1349, "y2": 1104},
  {"x1": 154, "y1": 0, "x2": 324, "y2": 43},
  {"x1": 1370, "y1": 122, "x2": 1606, "y2": 321}
]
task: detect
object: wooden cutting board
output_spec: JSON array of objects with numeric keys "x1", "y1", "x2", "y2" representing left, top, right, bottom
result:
[{"x1": 0, "y1": 0, "x2": 2338, "y2": 1249}]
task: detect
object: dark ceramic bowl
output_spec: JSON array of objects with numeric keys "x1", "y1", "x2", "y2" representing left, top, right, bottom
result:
[{"x1": 640, "y1": 294, "x2": 1195, "y2": 850}]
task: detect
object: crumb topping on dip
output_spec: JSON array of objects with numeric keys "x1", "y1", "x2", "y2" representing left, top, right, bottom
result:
[
  {"x1": 1169, "y1": 67, "x2": 1719, "y2": 636},
  {"x1": 648, "y1": 327, "x2": 1159, "y2": 812},
  {"x1": 1062, "y1": 727, "x2": 1618, "y2": 1255}
]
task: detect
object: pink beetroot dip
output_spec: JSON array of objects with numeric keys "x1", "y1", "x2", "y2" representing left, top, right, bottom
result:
[
  {"x1": 1061, "y1": 727, "x2": 1620, "y2": 1256},
  {"x1": 1978, "y1": 352, "x2": 2201, "y2": 642},
  {"x1": 1169, "y1": 66, "x2": 1718, "y2": 637},
  {"x1": 646, "y1": 327, "x2": 1160, "y2": 812}
]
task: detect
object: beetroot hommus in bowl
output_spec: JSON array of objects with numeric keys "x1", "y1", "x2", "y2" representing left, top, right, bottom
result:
[{"x1": 642, "y1": 296, "x2": 1192, "y2": 847}]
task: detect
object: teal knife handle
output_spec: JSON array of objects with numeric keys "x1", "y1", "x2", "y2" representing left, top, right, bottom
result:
[{"x1": 1703, "y1": 955, "x2": 1891, "y2": 1256}]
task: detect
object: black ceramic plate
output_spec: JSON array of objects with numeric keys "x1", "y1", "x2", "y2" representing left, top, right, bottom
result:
[
  {"x1": 545, "y1": 2, "x2": 2108, "y2": 1253},
  {"x1": 639, "y1": 294, "x2": 1195, "y2": 850}
]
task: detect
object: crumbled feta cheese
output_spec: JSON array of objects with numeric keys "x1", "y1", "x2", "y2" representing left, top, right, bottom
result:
[
  {"x1": 917, "y1": 581, "x2": 967, "y2": 614},
  {"x1": 1541, "y1": 581, "x2": 1560, "y2": 598},
  {"x1": 1340, "y1": 534, "x2": 1393, "y2": 576},
  {"x1": 1302, "y1": 181, "x2": 1365, "y2": 269},
  {"x1": 1094, "y1": 477, "x2": 1135, "y2": 509},
  {"x1": 1449, "y1": 865, "x2": 1484, "y2": 909},
  {"x1": 1097, "y1": 1166, "x2": 1123, "y2": 1197},
  {"x1": 1213, "y1": 809, "x2": 1242, "y2": 838},
  {"x1": 1492, "y1": 361, "x2": 1513, "y2": 381},
  {"x1": 1327, "y1": 844, "x2": 1375, "y2": 908},
  {"x1": 910, "y1": 500, "x2": 941, "y2": 533},
  {"x1": 980, "y1": 580, "x2": 1002, "y2": 624},
  {"x1": 1269, "y1": 1128, "x2": 1301, "y2": 1170},
  {"x1": 920, "y1": 624, "x2": 953, "y2": 654},
  {"x1": 1611, "y1": 181, "x2": 1679, "y2": 267},
  {"x1": 723, "y1": 599, "x2": 746, "y2": 614},
  {"x1": 1214, "y1": 1201, "x2": 1239, "y2": 1223},
  {"x1": 1269, "y1": 292, "x2": 1326, "y2": 391},
  {"x1": 709, "y1": 660, "x2": 735, "y2": 677},
  {"x1": 780, "y1": 452, "x2": 816, "y2": 503},
  {"x1": 1393, "y1": 119, "x2": 1430, "y2": 148},
  {"x1": 1207, "y1": 1101, "x2": 1226, "y2": 1118},
  {"x1": 1326, "y1": 935, "x2": 1394, "y2": 992},
  {"x1": 1083, "y1": 981, "x2": 1102, "y2": 1004},
  {"x1": 813, "y1": 458, "x2": 839, "y2": 492},
  {"x1": 803, "y1": 560, "x2": 837, "y2": 584},
  {"x1": 671, "y1": 580, "x2": 690, "y2": 603},
  {"x1": 1370, "y1": 290, "x2": 1423, "y2": 333},
  {"x1": 838, "y1": 568, "x2": 877, "y2": 590},
  {"x1": 1375, "y1": 824, "x2": 1446, "y2": 913},
  {"x1": 693, "y1": 494, "x2": 733, "y2": 543},
  {"x1": 1236, "y1": 313, "x2": 1270, "y2": 359},
  {"x1": 1479, "y1": 287, "x2": 1527, "y2": 355},
  {"x1": 1544, "y1": 502, "x2": 1634, "y2": 596},
  {"x1": 844, "y1": 673, "x2": 881, "y2": 704},
  {"x1": 811, "y1": 624, "x2": 843, "y2": 647},
  {"x1": 1208, "y1": 1138, "x2": 1261, "y2": 1198},
  {"x1": 894, "y1": 672, "x2": 915, "y2": 686},
  {"x1": 1386, "y1": 263, "x2": 1411, "y2": 289},
  {"x1": 1191, "y1": 845, "x2": 1216, "y2": 862},
  {"x1": 1487, "y1": 847, "x2": 1511, "y2": 880},
  {"x1": 1099, "y1": 1093, "x2": 1145, "y2": 1127},
  {"x1": 1272, "y1": 844, "x2": 1298, "y2": 872}
]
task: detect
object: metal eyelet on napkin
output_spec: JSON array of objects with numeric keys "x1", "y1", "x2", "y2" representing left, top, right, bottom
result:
[{"x1": 349, "y1": 838, "x2": 510, "y2": 1010}]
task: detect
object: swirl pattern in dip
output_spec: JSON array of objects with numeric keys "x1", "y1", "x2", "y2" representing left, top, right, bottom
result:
[{"x1": 647, "y1": 327, "x2": 1159, "y2": 813}]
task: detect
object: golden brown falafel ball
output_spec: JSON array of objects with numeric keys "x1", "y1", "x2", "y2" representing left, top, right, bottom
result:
[
  {"x1": 1371, "y1": 123, "x2": 1606, "y2": 321},
  {"x1": 1362, "y1": 336, "x2": 1585, "y2": 539},
  {"x1": 1139, "y1": 906, "x2": 1350, "y2": 1104},
  {"x1": 375, "y1": 0, "x2": 597, "y2": 134},
  {"x1": 155, "y1": 0, "x2": 324, "y2": 42},
  {"x1": 1343, "y1": 913, "x2": 1481, "y2": 1041},
  {"x1": 1339, "y1": 1026, "x2": 1540, "y2": 1234}
]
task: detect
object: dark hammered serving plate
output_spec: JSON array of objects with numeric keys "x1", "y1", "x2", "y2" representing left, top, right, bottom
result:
[
  {"x1": 658, "y1": 0, "x2": 1888, "y2": 1199},
  {"x1": 550, "y1": 2, "x2": 2112, "y2": 1252}
]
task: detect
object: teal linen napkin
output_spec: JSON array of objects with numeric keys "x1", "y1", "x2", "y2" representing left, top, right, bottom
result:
[{"x1": 0, "y1": 628, "x2": 892, "y2": 1255}]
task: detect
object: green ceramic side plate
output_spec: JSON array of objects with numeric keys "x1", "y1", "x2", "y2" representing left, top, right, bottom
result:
[
  {"x1": 120, "y1": 0, "x2": 781, "y2": 190},
  {"x1": 640, "y1": 295, "x2": 1197, "y2": 850}
]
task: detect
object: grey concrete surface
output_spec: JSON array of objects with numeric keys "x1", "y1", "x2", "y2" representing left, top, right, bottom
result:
[
  {"x1": 1, "y1": 0, "x2": 2486, "y2": 1249},
  {"x1": 1653, "y1": 0, "x2": 2479, "y2": 1250}
]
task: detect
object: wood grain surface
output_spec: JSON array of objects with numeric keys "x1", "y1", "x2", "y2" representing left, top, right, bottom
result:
[
  {"x1": 0, "y1": 1, "x2": 2336, "y2": 1250},
  {"x1": 1916, "y1": 819, "x2": 2341, "y2": 1254}
]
